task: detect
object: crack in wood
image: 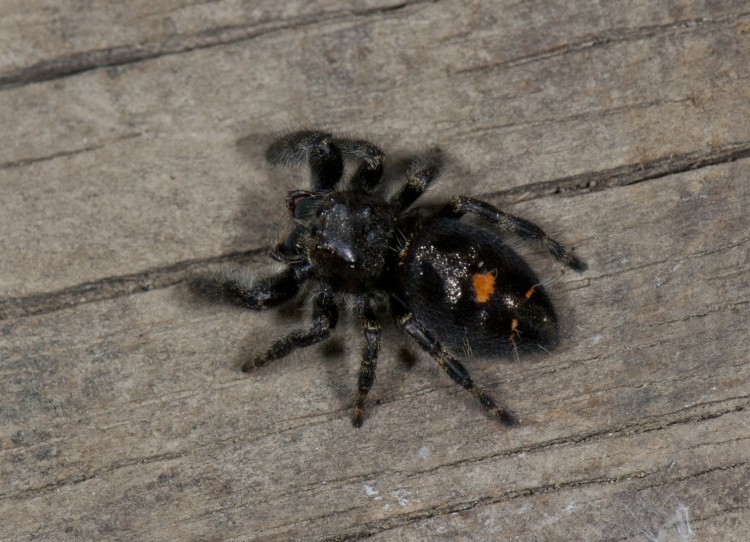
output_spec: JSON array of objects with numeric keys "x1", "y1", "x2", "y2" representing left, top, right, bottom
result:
[
  {"x1": 0, "y1": 1, "x2": 424, "y2": 90},
  {"x1": 0, "y1": 450, "x2": 185, "y2": 501},
  {"x1": 0, "y1": 132, "x2": 142, "y2": 170},
  {"x1": 486, "y1": 142, "x2": 750, "y2": 204},
  {"x1": 0, "y1": 249, "x2": 263, "y2": 321},
  {"x1": 320, "y1": 461, "x2": 748, "y2": 541},
  {"x1": 645, "y1": 298, "x2": 750, "y2": 328},
  {"x1": 455, "y1": 10, "x2": 750, "y2": 76}
]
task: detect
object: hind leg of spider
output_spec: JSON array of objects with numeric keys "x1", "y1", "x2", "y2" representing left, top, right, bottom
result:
[
  {"x1": 352, "y1": 298, "x2": 381, "y2": 427},
  {"x1": 396, "y1": 310, "x2": 516, "y2": 426},
  {"x1": 244, "y1": 288, "x2": 339, "y2": 372},
  {"x1": 266, "y1": 130, "x2": 344, "y2": 191},
  {"x1": 190, "y1": 264, "x2": 312, "y2": 310},
  {"x1": 439, "y1": 196, "x2": 587, "y2": 271},
  {"x1": 337, "y1": 138, "x2": 385, "y2": 191},
  {"x1": 392, "y1": 148, "x2": 444, "y2": 211}
]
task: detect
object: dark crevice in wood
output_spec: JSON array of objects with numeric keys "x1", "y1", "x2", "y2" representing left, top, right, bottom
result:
[
  {"x1": 686, "y1": 503, "x2": 750, "y2": 528},
  {"x1": 487, "y1": 142, "x2": 750, "y2": 204},
  {"x1": 0, "y1": 450, "x2": 186, "y2": 501},
  {"x1": 0, "y1": 1, "x2": 424, "y2": 90},
  {"x1": 412, "y1": 400, "x2": 749, "y2": 473},
  {"x1": 321, "y1": 461, "x2": 748, "y2": 541},
  {"x1": 645, "y1": 298, "x2": 750, "y2": 328},
  {"x1": 455, "y1": 10, "x2": 750, "y2": 76},
  {"x1": 0, "y1": 249, "x2": 264, "y2": 321},
  {"x1": 0, "y1": 133, "x2": 142, "y2": 170},
  {"x1": 571, "y1": 235, "x2": 748, "y2": 295}
]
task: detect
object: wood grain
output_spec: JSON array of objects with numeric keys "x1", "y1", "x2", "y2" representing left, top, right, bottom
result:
[{"x1": 1, "y1": 1, "x2": 748, "y2": 540}]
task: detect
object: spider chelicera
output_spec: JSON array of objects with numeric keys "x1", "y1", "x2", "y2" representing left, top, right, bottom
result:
[{"x1": 192, "y1": 130, "x2": 586, "y2": 427}]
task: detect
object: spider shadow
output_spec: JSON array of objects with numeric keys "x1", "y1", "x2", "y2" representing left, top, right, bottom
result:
[
  {"x1": 228, "y1": 132, "x2": 292, "y2": 254},
  {"x1": 232, "y1": 297, "x2": 425, "y2": 420}
]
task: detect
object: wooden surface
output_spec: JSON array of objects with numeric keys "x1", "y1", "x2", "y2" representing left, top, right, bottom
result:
[{"x1": 1, "y1": 1, "x2": 749, "y2": 540}]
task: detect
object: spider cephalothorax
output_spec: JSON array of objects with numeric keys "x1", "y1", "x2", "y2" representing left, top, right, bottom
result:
[
  {"x1": 193, "y1": 130, "x2": 586, "y2": 427},
  {"x1": 295, "y1": 189, "x2": 394, "y2": 292}
]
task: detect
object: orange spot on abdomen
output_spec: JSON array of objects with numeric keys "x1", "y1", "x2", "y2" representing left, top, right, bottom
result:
[{"x1": 472, "y1": 272, "x2": 495, "y2": 303}]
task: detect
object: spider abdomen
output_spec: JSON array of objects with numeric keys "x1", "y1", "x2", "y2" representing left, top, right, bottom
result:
[{"x1": 399, "y1": 218, "x2": 558, "y2": 357}]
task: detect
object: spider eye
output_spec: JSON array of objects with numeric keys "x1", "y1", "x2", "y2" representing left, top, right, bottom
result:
[{"x1": 286, "y1": 190, "x2": 319, "y2": 220}]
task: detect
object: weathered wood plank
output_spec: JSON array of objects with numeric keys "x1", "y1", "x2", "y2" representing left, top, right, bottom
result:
[
  {"x1": 2, "y1": 158, "x2": 748, "y2": 540},
  {"x1": 2, "y1": 1, "x2": 749, "y2": 540}
]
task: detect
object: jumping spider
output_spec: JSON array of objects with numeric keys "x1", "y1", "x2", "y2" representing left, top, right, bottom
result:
[{"x1": 193, "y1": 130, "x2": 586, "y2": 427}]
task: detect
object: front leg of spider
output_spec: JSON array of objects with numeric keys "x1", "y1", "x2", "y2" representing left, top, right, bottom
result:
[
  {"x1": 337, "y1": 138, "x2": 385, "y2": 191},
  {"x1": 265, "y1": 130, "x2": 344, "y2": 191},
  {"x1": 190, "y1": 264, "x2": 312, "y2": 310}
]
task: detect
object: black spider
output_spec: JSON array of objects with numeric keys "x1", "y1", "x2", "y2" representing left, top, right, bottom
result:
[{"x1": 192, "y1": 130, "x2": 586, "y2": 427}]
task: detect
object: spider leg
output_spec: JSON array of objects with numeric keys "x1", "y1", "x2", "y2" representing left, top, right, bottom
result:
[
  {"x1": 395, "y1": 309, "x2": 516, "y2": 426},
  {"x1": 352, "y1": 297, "x2": 381, "y2": 427},
  {"x1": 266, "y1": 130, "x2": 344, "y2": 191},
  {"x1": 191, "y1": 264, "x2": 311, "y2": 310},
  {"x1": 439, "y1": 195, "x2": 587, "y2": 271},
  {"x1": 244, "y1": 288, "x2": 338, "y2": 371},
  {"x1": 392, "y1": 148, "x2": 444, "y2": 211},
  {"x1": 337, "y1": 138, "x2": 385, "y2": 192},
  {"x1": 270, "y1": 224, "x2": 306, "y2": 263}
]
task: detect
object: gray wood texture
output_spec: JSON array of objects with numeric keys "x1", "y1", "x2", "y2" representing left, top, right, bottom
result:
[{"x1": 1, "y1": 1, "x2": 748, "y2": 540}]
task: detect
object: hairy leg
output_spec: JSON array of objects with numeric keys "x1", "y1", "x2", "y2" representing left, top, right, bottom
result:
[
  {"x1": 266, "y1": 130, "x2": 344, "y2": 191},
  {"x1": 439, "y1": 195, "x2": 587, "y2": 271},
  {"x1": 337, "y1": 138, "x2": 385, "y2": 192},
  {"x1": 396, "y1": 309, "x2": 516, "y2": 426},
  {"x1": 392, "y1": 148, "x2": 444, "y2": 211},
  {"x1": 244, "y1": 288, "x2": 338, "y2": 371},
  {"x1": 190, "y1": 264, "x2": 312, "y2": 310},
  {"x1": 353, "y1": 297, "x2": 381, "y2": 427}
]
